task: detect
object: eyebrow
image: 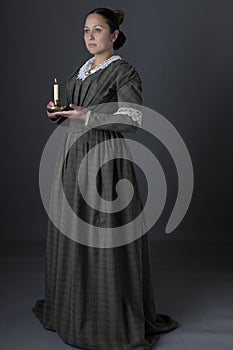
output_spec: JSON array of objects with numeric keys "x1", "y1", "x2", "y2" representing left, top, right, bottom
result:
[{"x1": 84, "y1": 24, "x2": 104, "y2": 28}]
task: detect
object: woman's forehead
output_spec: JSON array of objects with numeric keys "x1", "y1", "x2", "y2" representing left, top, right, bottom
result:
[{"x1": 84, "y1": 13, "x2": 107, "y2": 27}]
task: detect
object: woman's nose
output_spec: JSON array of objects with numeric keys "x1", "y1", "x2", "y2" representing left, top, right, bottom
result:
[{"x1": 89, "y1": 31, "x2": 95, "y2": 40}]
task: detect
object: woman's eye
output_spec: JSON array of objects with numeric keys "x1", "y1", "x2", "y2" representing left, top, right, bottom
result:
[{"x1": 84, "y1": 28, "x2": 101, "y2": 34}]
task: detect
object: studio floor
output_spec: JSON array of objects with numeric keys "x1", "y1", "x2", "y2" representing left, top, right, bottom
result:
[{"x1": 0, "y1": 240, "x2": 232, "y2": 350}]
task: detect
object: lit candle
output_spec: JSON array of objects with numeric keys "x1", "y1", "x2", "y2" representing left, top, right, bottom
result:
[{"x1": 53, "y1": 78, "x2": 59, "y2": 105}]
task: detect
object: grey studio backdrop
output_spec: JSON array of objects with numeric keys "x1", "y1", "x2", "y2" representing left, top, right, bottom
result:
[
  {"x1": 1, "y1": 1, "x2": 232, "y2": 247},
  {"x1": 1, "y1": 1, "x2": 233, "y2": 350}
]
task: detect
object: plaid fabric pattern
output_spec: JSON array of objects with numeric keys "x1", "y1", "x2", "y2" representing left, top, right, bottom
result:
[{"x1": 33, "y1": 58, "x2": 178, "y2": 349}]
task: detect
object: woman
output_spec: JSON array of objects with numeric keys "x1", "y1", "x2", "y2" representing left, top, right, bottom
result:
[{"x1": 32, "y1": 7, "x2": 179, "y2": 350}]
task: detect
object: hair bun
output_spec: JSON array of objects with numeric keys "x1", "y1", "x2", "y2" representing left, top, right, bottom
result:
[{"x1": 113, "y1": 9, "x2": 125, "y2": 25}]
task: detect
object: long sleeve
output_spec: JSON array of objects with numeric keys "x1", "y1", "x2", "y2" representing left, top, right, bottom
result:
[
  {"x1": 48, "y1": 62, "x2": 143, "y2": 132},
  {"x1": 84, "y1": 68, "x2": 143, "y2": 133}
]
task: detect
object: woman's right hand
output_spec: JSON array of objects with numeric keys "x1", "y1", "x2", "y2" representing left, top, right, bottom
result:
[
  {"x1": 46, "y1": 101, "x2": 55, "y2": 118},
  {"x1": 46, "y1": 101, "x2": 65, "y2": 119}
]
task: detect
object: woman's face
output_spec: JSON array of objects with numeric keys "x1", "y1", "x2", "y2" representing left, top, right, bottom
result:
[{"x1": 84, "y1": 13, "x2": 119, "y2": 55}]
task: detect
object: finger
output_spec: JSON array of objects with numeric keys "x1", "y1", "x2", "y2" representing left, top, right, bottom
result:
[
  {"x1": 47, "y1": 111, "x2": 67, "y2": 117},
  {"x1": 47, "y1": 101, "x2": 55, "y2": 107},
  {"x1": 47, "y1": 112, "x2": 60, "y2": 118},
  {"x1": 69, "y1": 103, "x2": 82, "y2": 111},
  {"x1": 50, "y1": 110, "x2": 75, "y2": 117}
]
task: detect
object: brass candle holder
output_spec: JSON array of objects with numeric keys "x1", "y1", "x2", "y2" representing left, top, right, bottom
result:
[
  {"x1": 46, "y1": 78, "x2": 68, "y2": 113},
  {"x1": 47, "y1": 104, "x2": 67, "y2": 113}
]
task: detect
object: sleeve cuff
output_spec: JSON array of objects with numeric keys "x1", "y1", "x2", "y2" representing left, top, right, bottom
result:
[{"x1": 84, "y1": 110, "x2": 91, "y2": 126}]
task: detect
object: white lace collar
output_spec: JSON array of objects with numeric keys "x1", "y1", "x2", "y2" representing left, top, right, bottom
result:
[{"x1": 77, "y1": 55, "x2": 122, "y2": 81}]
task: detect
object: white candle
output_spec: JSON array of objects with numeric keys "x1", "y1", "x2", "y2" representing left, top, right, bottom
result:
[{"x1": 53, "y1": 78, "x2": 59, "y2": 105}]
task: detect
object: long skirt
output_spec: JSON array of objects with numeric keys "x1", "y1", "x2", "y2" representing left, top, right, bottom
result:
[{"x1": 32, "y1": 126, "x2": 178, "y2": 350}]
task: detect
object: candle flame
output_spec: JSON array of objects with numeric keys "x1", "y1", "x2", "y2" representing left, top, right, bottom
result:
[{"x1": 54, "y1": 78, "x2": 58, "y2": 84}]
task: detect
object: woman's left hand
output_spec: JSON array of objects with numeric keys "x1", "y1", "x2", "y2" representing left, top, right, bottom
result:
[{"x1": 49, "y1": 104, "x2": 88, "y2": 121}]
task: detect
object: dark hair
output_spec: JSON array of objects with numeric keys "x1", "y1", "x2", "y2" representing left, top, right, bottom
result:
[{"x1": 86, "y1": 7, "x2": 126, "y2": 50}]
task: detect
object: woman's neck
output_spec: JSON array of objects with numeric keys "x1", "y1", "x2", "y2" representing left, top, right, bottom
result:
[{"x1": 92, "y1": 51, "x2": 115, "y2": 68}]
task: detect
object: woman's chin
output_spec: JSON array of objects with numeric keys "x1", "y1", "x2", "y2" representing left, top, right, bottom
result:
[{"x1": 87, "y1": 45, "x2": 98, "y2": 51}]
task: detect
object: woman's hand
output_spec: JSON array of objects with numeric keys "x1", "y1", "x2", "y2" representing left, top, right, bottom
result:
[
  {"x1": 46, "y1": 101, "x2": 56, "y2": 119},
  {"x1": 46, "y1": 102, "x2": 88, "y2": 122}
]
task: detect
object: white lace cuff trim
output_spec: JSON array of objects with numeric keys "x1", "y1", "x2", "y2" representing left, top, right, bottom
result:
[
  {"x1": 85, "y1": 107, "x2": 142, "y2": 127},
  {"x1": 84, "y1": 110, "x2": 91, "y2": 126},
  {"x1": 113, "y1": 107, "x2": 142, "y2": 126}
]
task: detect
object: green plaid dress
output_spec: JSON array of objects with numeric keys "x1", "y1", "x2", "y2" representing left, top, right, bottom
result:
[{"x1": 32, "y1": 56, "x2": 178, "y2": 350}]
